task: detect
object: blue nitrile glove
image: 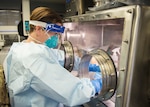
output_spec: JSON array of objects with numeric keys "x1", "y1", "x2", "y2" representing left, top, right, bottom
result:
[
  {"x1": 91, "y1": 72, "x2": 102, "y2": 94},
  {"x1": 89, "y1": 64, "x2": 101, "y2": 72}
]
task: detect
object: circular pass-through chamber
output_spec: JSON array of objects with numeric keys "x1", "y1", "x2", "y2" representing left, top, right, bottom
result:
[
  {"x1": 79, "y1": 49, "x2": 117, "y2": 101},
  {"x1": 60, "y1": 40, "x2": 74, "y2": 72}
]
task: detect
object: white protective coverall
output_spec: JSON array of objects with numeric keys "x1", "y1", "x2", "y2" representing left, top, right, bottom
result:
[{"x1": 3, "y1": 42, "x2": 95, "y2": 107}]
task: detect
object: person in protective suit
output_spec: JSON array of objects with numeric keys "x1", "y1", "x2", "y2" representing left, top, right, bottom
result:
[{"x1": 3, "y1": 7, "x2": 102, "y2": 107}]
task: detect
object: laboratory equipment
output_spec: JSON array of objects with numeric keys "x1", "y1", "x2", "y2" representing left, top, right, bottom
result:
[{"x1": 63, "y1": 4, "x2": 150, "y2": 107}]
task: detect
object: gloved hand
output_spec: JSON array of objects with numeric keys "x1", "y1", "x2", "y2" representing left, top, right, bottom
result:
[
  {"x1": 91, "y1": 72, "x2": 102, "y2": 94},
  {"x1": 88, "y1": 64, "x2": 100, "y2": 72}
]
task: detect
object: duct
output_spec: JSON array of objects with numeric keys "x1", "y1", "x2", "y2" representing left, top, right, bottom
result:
[
  {"x1": 65, "y1": 0, "x2": 94, "y2": 16},
  {"x1": 118, "y1": 0, "x2": 150, "y2": 5},
  {"x1": 89, "y1": 0, "x2": 127, "y2": 11}
]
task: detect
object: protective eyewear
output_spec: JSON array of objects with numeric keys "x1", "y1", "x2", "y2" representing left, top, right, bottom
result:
[{"x1": 30, "y1": 20, "x2": 65, "y2": 33}]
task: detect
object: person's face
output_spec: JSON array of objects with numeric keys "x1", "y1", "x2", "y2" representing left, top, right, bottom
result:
[
  {"x1": 43, "y1": 23, "x2": 63, "y2": 48},
  {"x1": 35, "y1": 23, "x2": 62, "y2": 43},
  {"x1": 44, "y1": 23, "x2": 62, "y2": 41}
]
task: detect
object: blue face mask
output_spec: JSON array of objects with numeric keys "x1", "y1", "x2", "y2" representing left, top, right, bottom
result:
[{"x1": 44, "y1": 34, "x2": 58, "y2": 48}]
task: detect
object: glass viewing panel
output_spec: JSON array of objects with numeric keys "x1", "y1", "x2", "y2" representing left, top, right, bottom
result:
[{"x1": 63, "y1": 18, "x2": 124, "y2": 71}]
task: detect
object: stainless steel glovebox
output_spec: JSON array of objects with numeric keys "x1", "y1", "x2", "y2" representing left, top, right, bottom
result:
[{"x1": 62, "y1": 5, "x2": 150, "y2": 107}]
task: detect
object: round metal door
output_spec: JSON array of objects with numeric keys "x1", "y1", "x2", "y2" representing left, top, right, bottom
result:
[
  {"x1": 60, "y1": 40, "x2": 74, "y2": 72},
  {"x1": 79, "y1": 49, "x2": 117, "y2": 102}
]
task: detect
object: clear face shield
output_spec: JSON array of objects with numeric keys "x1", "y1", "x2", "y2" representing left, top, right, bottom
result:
[{"x1": 29, "y1": 20, "x2": 65, "y2": 49}]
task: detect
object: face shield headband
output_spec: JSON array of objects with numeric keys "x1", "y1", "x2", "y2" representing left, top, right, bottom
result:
[{"x1": 29, "y1": 20, "x2": 65, "y2": 33}]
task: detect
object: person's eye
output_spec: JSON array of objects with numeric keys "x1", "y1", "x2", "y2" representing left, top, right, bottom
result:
[{"x1": 55, "y1": 33, "x2": 59, "y2": 35}]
